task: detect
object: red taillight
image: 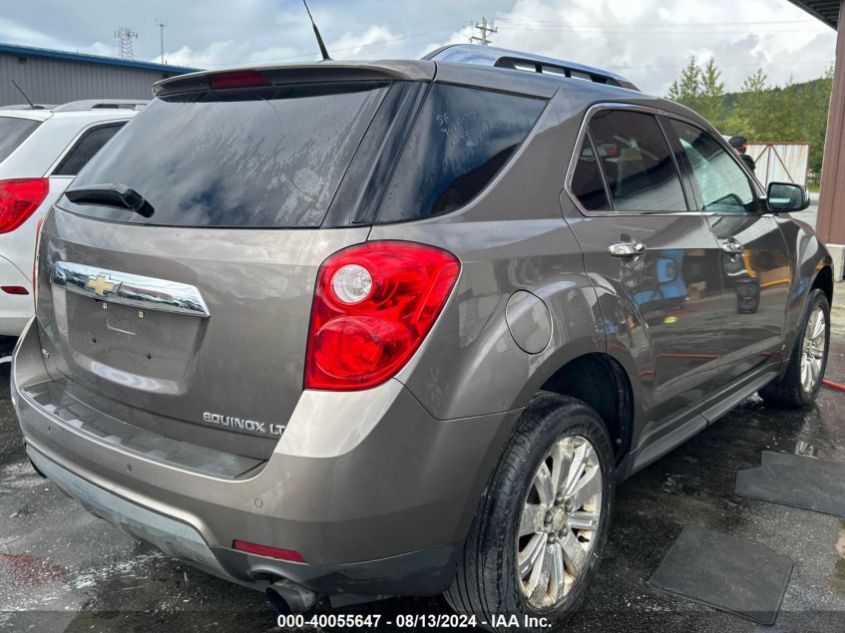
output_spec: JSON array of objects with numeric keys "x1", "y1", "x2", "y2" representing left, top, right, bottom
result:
[
  {"x1": 0, "y1": 179, "x2": 49, "y2": 234},
  {"x1": 1, "y1": 286, "x2": 28, "y2": 295},
  {"x1": 232, "y1": 540, "x2": 305, "y2": 563},
  {"x1": 210, "y1": 71, "x2": 271, "y2": 90},
  {"x1": 305, "y1": 241, "x2": 460, "y2": 391}
]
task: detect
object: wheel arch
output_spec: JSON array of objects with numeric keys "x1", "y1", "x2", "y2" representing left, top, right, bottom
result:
[
  {"x1": 537, "y1": 353, "x2": 635, "y2": 464},
  {"x1": 812, "y1": 265, "x2": 833, "y2": 306}
]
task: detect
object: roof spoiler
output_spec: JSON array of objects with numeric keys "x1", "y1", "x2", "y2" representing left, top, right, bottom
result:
[
  {"x1": 424, "y1": 44, "x2": 639, "y2": 92},
  {"x1": 52, "y1": 99, "x2": 148, "y2": 112},
  {"x1": 153, "y1": 62, "x2": 435, "y2": 98}
]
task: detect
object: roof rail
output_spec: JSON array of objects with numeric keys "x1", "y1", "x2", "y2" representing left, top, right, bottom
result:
[
  {"x1": 0, "y1": 103, "x2": 54, "y2": 111},
  {"x1": 51, "y1": 99, "x2": 148, "y2": 113},
  {"x1": 424, "y1": 44, "x2": 639, "y2": 92}
]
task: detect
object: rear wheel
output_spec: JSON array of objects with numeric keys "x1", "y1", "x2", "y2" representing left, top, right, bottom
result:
[
  {"x1": 445, "y1": 393, "x2": 615, "y2": 632},
  {"x1": 759, "y1": 288, "x2": 830, "y2": 408}
]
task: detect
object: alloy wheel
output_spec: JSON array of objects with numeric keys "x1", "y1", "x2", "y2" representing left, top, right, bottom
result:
[
  {"x1": 800, "y1": 305, "x2": 827, "y2": 393},
  {"x1": 516, "y1": 435, "x2": 602, "y2": 609}
]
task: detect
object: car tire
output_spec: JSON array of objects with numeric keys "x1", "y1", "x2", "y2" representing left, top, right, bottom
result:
[
  {"x1": 444, "y1": 392, "x2": 615, "y2": 632},
  {"x1": 759, "y1": 288, "x2": 830, "y2": 408}
]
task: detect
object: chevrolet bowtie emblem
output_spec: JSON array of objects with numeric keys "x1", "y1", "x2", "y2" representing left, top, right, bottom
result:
[{"x1": 85, "y1": 274, "x2": 118, "y2": 297}]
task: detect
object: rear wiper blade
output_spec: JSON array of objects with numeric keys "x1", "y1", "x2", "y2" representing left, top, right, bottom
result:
[{"x1": 65, "y1": 183, "x2": 154, "y2": 218}]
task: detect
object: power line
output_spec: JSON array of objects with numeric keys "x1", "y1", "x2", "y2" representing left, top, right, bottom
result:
[
  {"x1": 495, "y1": 24, "x2": 827, "y2": 35},
  {"x1": 240, "y1": 23, "x2": 468, "y2": 64},
  {"x1": 495, "y1": 18, "x2": 822, "y2": 27},
  {"x1": 470, "y1": 17, "x2": 498, "y2": 46},
  {"x1": 607, "y1": 60, "x2": 834, "y2": 71}
]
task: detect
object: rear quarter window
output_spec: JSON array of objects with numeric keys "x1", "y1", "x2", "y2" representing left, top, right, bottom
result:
[
  {"x1": 376, "y1": 84, "x2": 546, "y2": 223},
  {"x1": 0, "y1": 117, "x2": 41, "y2": 164},
  {"x1": 53, "y1": 123, "x2": 125, "y2": 176}
]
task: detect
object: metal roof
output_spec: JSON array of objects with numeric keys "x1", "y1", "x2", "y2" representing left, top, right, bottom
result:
[
  {"x1": 788, "y1": 0, "x2": 840, "y2": 28},
  {"x1": 0, "y1": 42, "x2": 197, "y2": 75}
]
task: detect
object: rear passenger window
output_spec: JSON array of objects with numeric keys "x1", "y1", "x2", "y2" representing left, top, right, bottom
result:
[
  {"x1": 377, "y1": 84, "x2": 546, "y2": 223},
  {"x1": 570, "y1": 139, "x2": 610, "y2": 211},
  {"x1": 571, "y1": 110, "x2": 687, "y2": 213},
  {"x1": 54, "y1": 123, "x2": 125, "y2": 176}
]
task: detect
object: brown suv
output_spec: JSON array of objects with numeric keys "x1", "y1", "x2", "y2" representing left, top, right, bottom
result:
[{"x1": 12, "y1": 44, "x2": 831, "y2": 630}]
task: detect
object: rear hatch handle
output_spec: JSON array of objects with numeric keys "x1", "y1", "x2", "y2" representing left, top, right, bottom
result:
[
  {"x1": 65, "y1": 183, "x2": 154, "y2": 218},
  {"x1": 53, "y1": 261, "x2": 210, "y2": 318}
]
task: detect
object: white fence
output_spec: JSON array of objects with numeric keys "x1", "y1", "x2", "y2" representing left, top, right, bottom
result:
[{"x1": 746, "y1": 142, "x2": 810, "y2": 187}]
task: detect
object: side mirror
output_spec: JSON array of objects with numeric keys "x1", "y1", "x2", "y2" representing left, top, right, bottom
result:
[{"x1": 767, "y1": 182, "x2": 810, "y2": 213}]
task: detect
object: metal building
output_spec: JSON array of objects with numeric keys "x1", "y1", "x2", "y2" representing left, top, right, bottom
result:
[
  {"x1": 789, "y1": 1, "x2": 845, "y2": 279},
  {"x1": 0, "y1": 43, "x2": 196, "y2": 107}
]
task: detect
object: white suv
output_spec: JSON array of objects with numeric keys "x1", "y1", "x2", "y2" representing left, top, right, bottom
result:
[{"x1": 0, "y1": 100, "x2": 142, "y2": 335}]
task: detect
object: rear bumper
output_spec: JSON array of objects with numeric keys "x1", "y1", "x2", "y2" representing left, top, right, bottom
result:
[
  {"x1": 13, "y1": 318, "x2": 517, "y2": 596},
  {"x1": 26, "y1": 441, "x2": 460, "y2": 597}
]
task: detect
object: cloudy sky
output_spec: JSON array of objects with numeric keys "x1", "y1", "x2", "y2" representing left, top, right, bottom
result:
[{"x1": 0, "y1": 0, "x2": 836, "y2": 94}]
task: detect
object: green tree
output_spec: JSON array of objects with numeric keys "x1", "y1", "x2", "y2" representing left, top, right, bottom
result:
[
  {"x1": 700, "y1": 59, "x2": 725, "y2": 97},
  {"x1": 665, "y1": 61, "x2": 833, "y2": 184},
  {"x1": 742, "y1": 69, "x2": 767, "y2": 93},
  {"x1": 667, "y1": 57, "x2": 702, "y2": 107},
  {"x1": 698, "y1": 59, "x2": 726, "y2": 123}
]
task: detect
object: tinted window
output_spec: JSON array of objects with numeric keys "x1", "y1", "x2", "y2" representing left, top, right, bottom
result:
[
  {"x1": 670, "y1": 120, "x2": 756, "y2": 214},
  {"x1": 53, "y1": 123, "x2": 125, "y2": 176},
  {"x1": 570, "y1": 135, "x2": 610, "y2": 211},
  {"x1": 67, "y1": 83, "x2": 388, "y2": 227},
  {"x1": 0, "y1": 117, "x2": 40, "y2": 163},
  {"x1": 587, "y1": 110, "x2": 686, "y2": 212},
  {"x1": 377, "y1": 84, "x2": 546, "y2": 223}
]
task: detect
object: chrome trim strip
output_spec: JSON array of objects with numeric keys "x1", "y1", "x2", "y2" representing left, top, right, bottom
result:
[{"x1": 53, "y1": 261, "x2": 210, "y2": 318}]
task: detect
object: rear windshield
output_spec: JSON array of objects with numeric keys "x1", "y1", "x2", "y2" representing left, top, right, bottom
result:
[
  {"x1": 65, "y1": 83, "x2": 388, "y2": 228},
  {"x1": 0, "y1": 117, "x2": 40, "y2": 164}
]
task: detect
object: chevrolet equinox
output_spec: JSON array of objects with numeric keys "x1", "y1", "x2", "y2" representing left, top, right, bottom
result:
[{"x1": 12, "y1": 44, "x2": 832, "y2": 630}]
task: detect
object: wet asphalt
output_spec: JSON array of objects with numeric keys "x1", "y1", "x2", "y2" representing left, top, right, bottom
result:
[{"x1": 1, "y1": 292, "x2": 845, "y2": 633}]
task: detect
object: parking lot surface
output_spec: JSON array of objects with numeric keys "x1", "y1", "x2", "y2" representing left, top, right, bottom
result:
[{"x1": 2, "y1": 291, "x2": 845, "y2": 633}]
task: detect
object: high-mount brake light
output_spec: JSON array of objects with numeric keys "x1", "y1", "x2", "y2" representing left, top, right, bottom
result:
[
  {"x1": 305, "y1": 241, "x2": 461, "y2": 391},
  {"x1": 0, "y1": 179, "x2": 49, "y2": 234},
  {"x1": 210, "y1": 71, "x2": 271, "y2": 90}
]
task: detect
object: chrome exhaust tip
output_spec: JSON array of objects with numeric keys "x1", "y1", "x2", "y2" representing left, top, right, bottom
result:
[{"x1": 266, "y1": 579, "x2": 318, "y2": 614}]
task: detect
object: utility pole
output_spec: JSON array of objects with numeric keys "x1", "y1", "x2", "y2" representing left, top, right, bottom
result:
[
  {"x1": 155, "y1": 20, "x2": 167, "y2": 64},
  {"x1": 470, "y1": 17, "x2": 497, "y2": 46},
  {"x1": 113, "y1": 27, "x2": 138, "y2": 59}
]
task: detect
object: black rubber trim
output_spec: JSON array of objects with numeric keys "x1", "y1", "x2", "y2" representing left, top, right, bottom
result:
[{"x1": 213, "y1": 540, "x2": 462, "y2": 597}]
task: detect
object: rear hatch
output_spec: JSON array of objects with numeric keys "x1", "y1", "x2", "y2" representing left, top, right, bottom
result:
[{"x1": 34, "y1": 68, "x2": 430, "y2": 460}]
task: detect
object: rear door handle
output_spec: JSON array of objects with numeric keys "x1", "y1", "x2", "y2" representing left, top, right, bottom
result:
[
  {"x1": 609, "y1": 240, "x2": 647, "y2": 257},
  {"x1": 720, "y1": 239, "x2": 744, "y2": 257}
]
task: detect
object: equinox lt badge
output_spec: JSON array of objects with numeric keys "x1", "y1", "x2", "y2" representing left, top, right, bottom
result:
[{"x1": 201, "y1": 412, "x2": 284, "y2": 437}]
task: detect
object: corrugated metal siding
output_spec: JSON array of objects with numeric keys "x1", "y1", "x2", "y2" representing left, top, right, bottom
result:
[
  {"x1": 746, "y1": 142, "x2": 810, "y2": 187},
  {"x1": 0, "y1": 52, "x2": 180, "y2": 106}
]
